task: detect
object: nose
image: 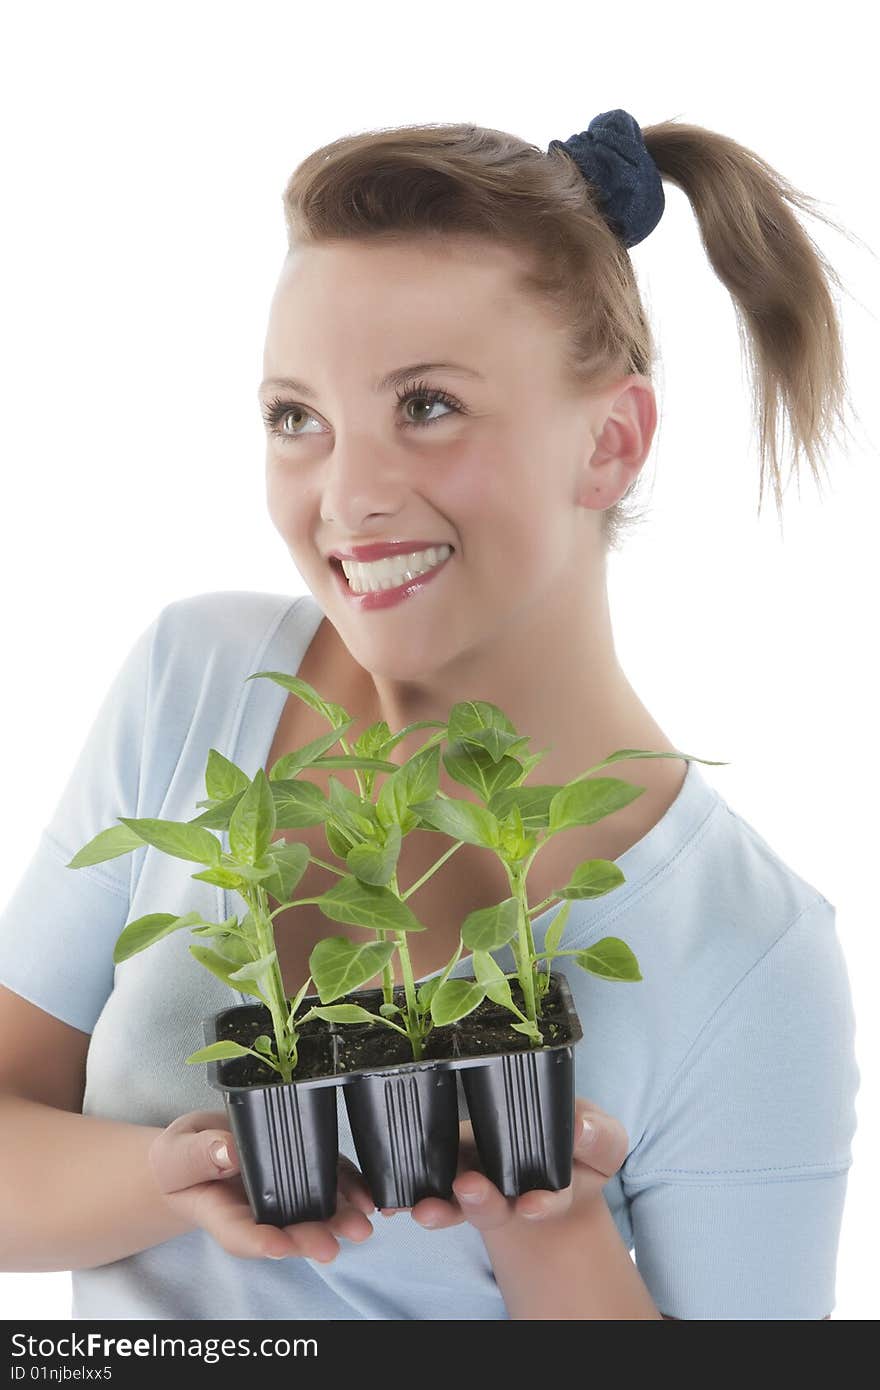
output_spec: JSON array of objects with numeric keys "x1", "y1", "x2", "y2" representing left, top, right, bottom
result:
[{"x1": 320, "y1": 431, "x2": 407, "y2": 532}]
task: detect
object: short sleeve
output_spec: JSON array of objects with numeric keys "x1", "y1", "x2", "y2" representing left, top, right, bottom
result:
[
  {"x1": 0, "y1": 611, "x2": 160, "y2": 1034},
  {"x1": 622, "y1": 897, "x2": 860, "y2": 1319}
]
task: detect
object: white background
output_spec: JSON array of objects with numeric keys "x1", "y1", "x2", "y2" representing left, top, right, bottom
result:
[{"x1": 1, "y1": 0, "x2": 876, "y2": 1321}]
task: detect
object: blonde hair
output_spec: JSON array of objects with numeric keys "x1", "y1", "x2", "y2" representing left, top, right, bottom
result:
[{"x1": 282, "y1": 117, "x2": 865, "y2": 551}]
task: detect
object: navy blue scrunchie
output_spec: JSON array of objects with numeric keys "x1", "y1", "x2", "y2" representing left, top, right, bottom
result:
[{"x1": 547, "y1": 109, "x2": 665, "y2": 249}]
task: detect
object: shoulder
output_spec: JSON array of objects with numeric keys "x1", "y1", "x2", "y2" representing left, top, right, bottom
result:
[
  {"x1": 148, "y1": 589, "x2": 310, "y2": 686},
  {"x1": 156, "y1": 588, "x2": 305, "y2": 646}
]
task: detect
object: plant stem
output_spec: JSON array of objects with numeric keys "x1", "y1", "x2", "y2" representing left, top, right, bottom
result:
[
  {"x1": 389, "y1": 871, "x2": 422, "y2": 1061},
  {"x1": 400, "y1": 838, "x2": 467, "y2": 900},
  {"x1": 377, "y1": 928, "x2": 394, "y2": 1006},
  {"x1": 527, "y1": 893, "x2": 563, "y2": 917},
  {"x1": 508, "y1": 865, "x2": 538, "y2": 1031},
  {"x1": 532, "y1": 949, "x2": 584, "y2": 959},
  {"x1": 248, "y1": 886, "x2": 294, "y2": 1084}
]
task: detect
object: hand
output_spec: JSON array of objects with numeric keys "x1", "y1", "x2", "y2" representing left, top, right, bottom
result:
[
  {"x1": 378, "y1": 1097, "x2": 628, "y2": 1233},
  {"x1": 148, "y1": 1109, "x2": 375, "y2": 1262}
]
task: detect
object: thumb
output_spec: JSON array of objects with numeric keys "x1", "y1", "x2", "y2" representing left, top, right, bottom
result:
[
  {"x1": 149, "y1": 1124, "x2": 240, "y2": 1194},
  {"x1": 206, "y1": 1134, "x2": 240, "y2": 1178}
]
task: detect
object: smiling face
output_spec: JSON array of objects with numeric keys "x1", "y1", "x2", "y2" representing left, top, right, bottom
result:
[{"x1": 259, "y1": 234, "x2": 654, "y2": 709}]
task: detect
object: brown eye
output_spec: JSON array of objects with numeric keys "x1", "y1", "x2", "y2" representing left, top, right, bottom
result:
[{"x1": 260, "y1": 377, "x2": 465, "y2": 444}]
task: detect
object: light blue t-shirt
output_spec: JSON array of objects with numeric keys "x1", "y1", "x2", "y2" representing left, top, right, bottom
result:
[{"x1": 0, "y1": 590, "x2": 860, "y2": 1320}]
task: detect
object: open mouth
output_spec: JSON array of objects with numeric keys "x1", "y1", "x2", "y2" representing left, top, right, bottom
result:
[
  {"x1": 328, "y1": 546, "x2": 455, "y2": 605},
  {"x1": 329, "y1": 547, "x2": 455, "y2": 596}
]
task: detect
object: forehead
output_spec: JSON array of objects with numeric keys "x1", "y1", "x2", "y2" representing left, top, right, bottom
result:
[{"x1": 263, "y1": 237, "x2": 558, "y2": 376}]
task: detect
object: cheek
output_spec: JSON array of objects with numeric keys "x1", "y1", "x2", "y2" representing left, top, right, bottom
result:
[
  {"x1": 445, "y1": 435, "x2": 553, "y2": 550},
  {"x1": 265, "y1": 458, "x2": 308, "y2": 527}
]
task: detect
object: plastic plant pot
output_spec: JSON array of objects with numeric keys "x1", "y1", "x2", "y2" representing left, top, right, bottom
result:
[
  {"x1": 335, "y1": 997, "x2": 462, "y2": 1209},
  {"x1": 334, "y1": 972, "x2": 583, "y2": 1204},
  {"x1": 202, "y1": 1002, "x2": 340, "y2": 1227}
]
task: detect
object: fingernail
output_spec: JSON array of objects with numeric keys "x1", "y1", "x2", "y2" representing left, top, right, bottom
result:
[
  {"x1": 458, "y1": 1189, "x2": 485, "y2": 1205},
  {"x1": 268, "y1": 1254, "x2": 287, "y2": 1260},
  {"x1": 524, "y1": 1205, "x2": 548, "y2": 1220},
  {"x1": 210, "y1": 1141, "x2": 231, "y2": 1168},
  {"x1": 580, "y1": 1117, "x2": 596, "y2": 1142}
]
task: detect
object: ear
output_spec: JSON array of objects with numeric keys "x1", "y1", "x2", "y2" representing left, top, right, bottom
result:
[{"x1": 575, "y1": 374, "x2": 657, "y2": 510}]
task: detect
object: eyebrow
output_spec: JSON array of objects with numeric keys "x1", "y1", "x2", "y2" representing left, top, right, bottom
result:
[{"x1": 258, "y1": 362, "x2": 484, "y2": 400}]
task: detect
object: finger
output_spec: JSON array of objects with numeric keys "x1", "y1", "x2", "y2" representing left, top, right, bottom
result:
[
  {"x1": 149, "y1": 1123, "x2": 240, "y2": 1194},
  {"x1": 410, "y1": 1195, "x2": 468, "y2": 1229},
  {"x1": 512, "y1": 1184, "x2": 574, "y2": 1221},
  {"x1": 446, "y1": 1175, "x2": 513, "y2": 1231},
  {"x1": 326, "y1": 1197, "x2": 374, "y2": 1244},
  {"x1": 275, "y1": 1217, "x2": 342, "y2": 1264},
  {"x1": 186, "y1": 1179, "x2": 306, "y2": 1262},
  {"x1": 337, "y1": 1156, "x2": 376, "y2": 1215},
  {"x1": 573, "y1": 1103, "x2": 629, "y2": 1178}
]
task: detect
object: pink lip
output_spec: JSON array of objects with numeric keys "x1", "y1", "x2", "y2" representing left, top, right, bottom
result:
[
  {"x1": 326, "y1": 540, "x2": 454, "y2": 562},
  {"x1": 330, "y1": 546, "x2": 454, "y2": 610}
]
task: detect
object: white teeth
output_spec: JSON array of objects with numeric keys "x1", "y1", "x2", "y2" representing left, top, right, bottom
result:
[{"x1": 341, "y1": 544, "x2": 452, "y2": 595}]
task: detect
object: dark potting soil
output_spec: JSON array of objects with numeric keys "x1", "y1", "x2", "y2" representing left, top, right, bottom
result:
[
  {"x1": 213, "y1": 974, "x2": 576, "y2": 1085},
  {"x1": 335, "y1": 975, "x2": 575, "y2": 1066},
  {"x1": 215, "y1": 1006, "x2": 336, "y2": 1088}
]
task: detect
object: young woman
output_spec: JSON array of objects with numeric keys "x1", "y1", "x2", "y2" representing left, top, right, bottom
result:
[{"x1": 0, "y1": 111, "x2": 859, "y2": 1320}]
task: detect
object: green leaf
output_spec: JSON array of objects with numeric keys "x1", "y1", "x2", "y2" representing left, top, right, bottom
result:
[
  {"x1": 189, "y1": 944, "x2": 265, "y2": 1000},
  {"x1": 185, "y1": 789, "x2": 247, "y2": 830},
  {"x1": 204, "y1": 748, "x2": 251, "y2": 802},
  {"x1": 327, "y1": 777, "x2": 376, "y2": 837},
  {"x1": 408, "y1": 795, "x2": 501, "y2": 851},
  {"x1": 66, "y1": 822, "x2": 147, "y2": 869},
  {"x1": 113, "y1": 909, "x2": 204, "y2": 963},
  {"x1": 286, "y1": 977, "x2": 314, "y2": 1031},
  {"x1": 269, "y1": 779, "x2": 331, "y2": 829},
  {"x1": 309, "y1": 936, "x2": 397, "y2": 1003},
  {"x1": 442, "y1": 742, "x2": 524, "y2": 802},
  {"x1": 244, "y1": 669, "x2": 342, "y2": 724},
  {"x1": 376, "y1": 742, "x2": 441, "y2": 833},
  {"x1": 471, "y1": 950, "x2": 516, "y2": 1012},
  {"x1": 509, "y1": 1020, "x2": 542, "y2": 1040},
  {"x1": 325, "y1": 819, "x2": 355, "y2": 859},
  {"x1": 253, "y1": 1034, "x2": 275, "y2": 1055},
  {"x1": 217, "y1": 859, "x2": 277, "y2": 885},
  {"x1": 189, "y1": 914, "x2": 239, "y2": 936},
  {"x1": 547, "y1": 777, "x2": 647, "y2": 834},
  {"x1": 591, "y1": 748, "x2": 730, "y2": 773},
  {"x1": 229, "y1": 768, "x2": 276, "y2": 866},
  {"x1": 416, "y1": 976, "x2": 442, "y2": 1012},
  {"x1": 228, "y1": 949, "x2": 279, "y2": 996},
  {"x1": 312, "y1": 875, "x2": 425, "y2": 933},
  {"x1": 185, "y1": 1040, "x2": 260, "y2": 1064},
  {"x1": 189, "y1": 865, "x2": 248, "y2": 889},
  {"x1": 195, "y1": 930, "x2": 254, "y2": 968},
  {"x1": 309, "y1": 1004, "x2": 384, "y2": 1025},
  {"x1": 430, "y1": 979, "x2": 486, "y2": 1026},
  {"x1": 346, "y1": 824, "x2": 402, "y2": 886},
  {"x1": 557, "y1": 858, "x2": 627, "y2": 900},
  {"x1": 310, "y1": 754, "x2": 399, "y2": 773},
  {"x1": 543, "y1": 900, "x2": 572, "y2": 960},
  {"x1": 487, "y1": 784, "x2": 559, "y2": 831},
  {"x1": 460, "y1": 898, "x2": 520, "y2": 951},
  {"x1": 574, "y1": 937, "x2": 643, "y2": 982},
  {"x1": 267, "y1": 721, "x2": 357, "y2": 781},
  {"x1": 259, "y1": 839, "x2": 311, "y2": 906},
  {"x1": 447, "y1": 700, "x2": 519, "y2": 753},
  {"x1": 116, "y1": 817, "x2": 222, "y2": 867}
]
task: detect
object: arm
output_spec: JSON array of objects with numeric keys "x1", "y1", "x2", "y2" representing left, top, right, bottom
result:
[
  {"x1": 0, "y1": 1094, "x2": 198, "y2": 1272},
  {"x1": 481, "y1": 1189, "x2": 662, "y2": 1320}
]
